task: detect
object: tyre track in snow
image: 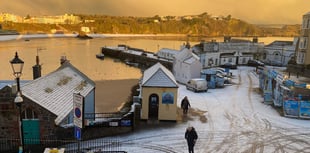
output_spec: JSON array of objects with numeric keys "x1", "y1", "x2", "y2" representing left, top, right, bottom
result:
[
  {"x1": 209, "y1": 67, "x2": 277, "y2": 152},
  {"x1": 217, "y1": 67, "x2": 310, "y2": 153}
]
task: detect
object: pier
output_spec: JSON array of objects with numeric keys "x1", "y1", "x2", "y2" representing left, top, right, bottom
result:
[{"x1": 101, "y1": 45, "x2": 173, "y2": 71}]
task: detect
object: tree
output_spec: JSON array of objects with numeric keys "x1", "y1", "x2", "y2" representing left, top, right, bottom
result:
[{"x1": 25, "y1": 14, "x2": 31, "y2": 19}]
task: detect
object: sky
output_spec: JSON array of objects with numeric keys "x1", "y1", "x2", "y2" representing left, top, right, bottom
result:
[{"x1": 1, "y1": 0, "x2": 309, "y2": 24}]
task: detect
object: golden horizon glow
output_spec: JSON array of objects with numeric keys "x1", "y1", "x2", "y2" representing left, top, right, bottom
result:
[{"x1": 1, "y1": 0, "x2": 309, "y2": 24}]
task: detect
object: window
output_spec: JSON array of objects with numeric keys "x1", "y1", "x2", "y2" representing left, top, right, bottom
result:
[
  {"x1": 299, "y1": 37, "x2": 308, "y2": 49},
  {"x1": 22, "y1": 108, "x2": 38, "y2": 119},
  {"x1": 242, "y1": 58, "x2": 246, "y2": 64}
]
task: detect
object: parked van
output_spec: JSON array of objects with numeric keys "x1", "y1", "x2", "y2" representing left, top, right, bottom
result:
[{"x1": 186, "y1": 78, "x2": 208, "y2": 92}]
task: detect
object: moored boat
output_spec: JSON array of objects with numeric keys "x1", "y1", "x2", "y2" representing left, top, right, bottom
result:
[{"x1": 96, "y1": 53, "x2": 104, "y2": 59}]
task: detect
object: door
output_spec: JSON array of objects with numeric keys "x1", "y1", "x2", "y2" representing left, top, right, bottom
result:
[
  {"x1": 148, "y1": 94, "x2": 159, "y2": 119},
  {"x1": 23, "y1": 119, "x2": 40, "y2": 144}
]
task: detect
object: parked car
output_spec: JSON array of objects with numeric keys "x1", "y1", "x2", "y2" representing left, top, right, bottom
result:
[
  {"x1": 220, "y1": 63, "x2": 237, "y2": 69},
  {"x1": 247, "y1": 60, "x2": 264, "y2": 67},
  {"x1": 186, "y1": 78, "x2": 208, "y2": 92}
]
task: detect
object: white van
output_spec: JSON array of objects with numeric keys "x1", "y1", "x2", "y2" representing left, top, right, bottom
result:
[{"x1": 186, "y1": 78, "x2": 208, "y2": 92}]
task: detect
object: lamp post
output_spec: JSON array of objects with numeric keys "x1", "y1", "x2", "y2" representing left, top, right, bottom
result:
[{"x1": 10, "y1": 52, "x2": 24, "y2": 153}]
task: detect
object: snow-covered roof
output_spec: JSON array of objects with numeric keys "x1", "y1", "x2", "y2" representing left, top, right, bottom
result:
[
  {"x1": 0, "y1": 80, "x2": 29, "y2": 90},
  {"x1": 142, "y1": 62, "x2": 178, "y2": 87},
  {"x1": 184, "y1": 56, "x2": 198, "y2": 64},
  {"x1": 157, "y1": 48, "x2": 179, "y2": 54},
  {"x1": 265, "y1": 41, "x2": 293, "y2": 47},
  {"x1": 21, "y1": 62, "x2": 95, "y2": 125}
]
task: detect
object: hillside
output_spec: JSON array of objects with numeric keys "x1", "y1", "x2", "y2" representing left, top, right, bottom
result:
[{"x1": 0, "y1": 12, "x2": 301, "y2": 37}]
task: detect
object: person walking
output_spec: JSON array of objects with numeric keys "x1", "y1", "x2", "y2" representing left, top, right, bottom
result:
[
  {"x1": 185, "y1": 126, "x2": 198, "y2": 153},
  {"x1": 181, "y1": 96, "x2": 191, "y2": 114}
]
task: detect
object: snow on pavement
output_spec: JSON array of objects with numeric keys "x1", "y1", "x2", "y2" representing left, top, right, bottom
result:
[{"x1": 81, "y1": 66, "x2": 310, "y2": 153}]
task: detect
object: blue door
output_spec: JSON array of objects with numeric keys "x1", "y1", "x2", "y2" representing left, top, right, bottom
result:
[{"x1": 23, "y1": 119, "x2": 40, "y2": 144}]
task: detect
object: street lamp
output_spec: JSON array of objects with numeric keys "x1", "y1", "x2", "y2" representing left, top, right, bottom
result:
[{"x1": 10, "y1": 52, "x2": 24, "y2": 152}]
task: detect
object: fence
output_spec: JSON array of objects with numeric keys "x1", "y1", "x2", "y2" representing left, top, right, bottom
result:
[
  {"x1": 0, "y1": 102, "x2": 141, "y2": 153},
  {"x1": 0, "y1": 138, "x2": 127, "y2": 153}
]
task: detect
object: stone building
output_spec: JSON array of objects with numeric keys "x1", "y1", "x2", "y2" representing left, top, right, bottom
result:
[{"x1": 0, "y1": 60, "x2": 95, "y2": 144}]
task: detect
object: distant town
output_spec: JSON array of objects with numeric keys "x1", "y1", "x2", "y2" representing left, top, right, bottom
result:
[{"x1": 0, "y1": 12, "x2": 301, "y2": 37}]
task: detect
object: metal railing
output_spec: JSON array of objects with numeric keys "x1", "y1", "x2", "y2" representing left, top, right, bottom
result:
[{"x1": 0, "y1": 138, "x2": 127, "y2": 153}]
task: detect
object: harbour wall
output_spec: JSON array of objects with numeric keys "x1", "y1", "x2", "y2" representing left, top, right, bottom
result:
[{"x1": 101, "y1": 47, "x2": 173, "y2": 71}]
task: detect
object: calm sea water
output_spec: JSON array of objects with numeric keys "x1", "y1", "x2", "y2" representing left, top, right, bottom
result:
[{"x1": 0, "y1": 36, "x2": 294, "y2": 81}]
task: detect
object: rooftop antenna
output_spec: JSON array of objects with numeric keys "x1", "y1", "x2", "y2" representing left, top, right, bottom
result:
[
  {"x1": 36, "y1": 47, "x2": 46, "y2": 65},
  {"x1": 32, "y1": 47, "x2": 46, "y2": 79}
]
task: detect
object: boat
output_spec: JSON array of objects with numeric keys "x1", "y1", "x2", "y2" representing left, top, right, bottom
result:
[
  {"x1": 125, "y1": 61, "x2": 139, "y2": 67},
  {"x1": 96, "y1": 53, "x2": 104, "y2": 59},
  {"x1": 76, "y1": 33, "x2": 93, "y2": 39}
]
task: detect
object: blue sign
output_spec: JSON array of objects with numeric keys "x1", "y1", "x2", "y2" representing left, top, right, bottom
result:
[
  {"x1": 283, "y1": 99, "x2": 299, "y2": 117},
  {"x1": 162, "y1": 92, "x2": 174, "y2": 104},
  {"x1": 284, "y1": 80, "x2": 295, "y2": 87},
  {"x1": 120, "y1": 120, "x2": 132, "y2": 126},
  {"x1": 75, "y1": 108, "x2": 81, "y2": 118},
  {"x1": 75, "y1": 126, "x2": 82, "y2": 140},
  {"x1": 300, "y1": 101, "x2": 310, "y2": 118}
]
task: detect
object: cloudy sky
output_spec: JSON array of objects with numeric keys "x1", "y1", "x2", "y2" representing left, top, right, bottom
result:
[{"x1": 1, "y1": 0, "x2": 309, "y2": 24}]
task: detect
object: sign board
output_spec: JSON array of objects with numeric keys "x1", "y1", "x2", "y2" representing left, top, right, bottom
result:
[
  {"x1": 73, "y1": 93, "x2": 84, "y2": 129},
  {"x1": 74, "y1": 126, "x2": 82, "y2": 140},
  {"x1": 109, "y1": 122, "x2": 119, "y2": 127},
  {"x1": 120, "y1": 120, "x2": 131, "y2": 126},
  {"x1": 283, "y1": 99, "x2": 299, "y2": 117},
  {"x1": 299, "y1": 100, "x2": 310, "y2": 119}
]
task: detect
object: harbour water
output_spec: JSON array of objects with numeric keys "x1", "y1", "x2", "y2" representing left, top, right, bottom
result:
[{"x1": 0, "y1": 35, "x2": 294, "y2": 81}]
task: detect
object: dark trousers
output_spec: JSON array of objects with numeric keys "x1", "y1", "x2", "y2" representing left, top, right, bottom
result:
[
  {"x1": 187, "y1": 142, "x2": 195, "y2": 153},
  {"x1": 183, "y1": 108, "x2": 188, "y2": 114}
]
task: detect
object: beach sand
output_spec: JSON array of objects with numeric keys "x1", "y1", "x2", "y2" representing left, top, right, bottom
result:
[{"x1": 95, "y1": 79, "x2": 139, "y2": 113}]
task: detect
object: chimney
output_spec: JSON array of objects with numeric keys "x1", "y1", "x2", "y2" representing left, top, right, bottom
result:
[
  {"x1": 32, "y1": 53, "x2": 41, "y2": 79},
  {"x1": 253, "y1": 37, "x2": 258, "y2": 43},
  {"x1": 60, "y1": 56, "x2": 69, "y2": 65}
]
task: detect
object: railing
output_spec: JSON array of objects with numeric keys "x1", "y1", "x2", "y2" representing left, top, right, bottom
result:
[
  {"x1": 0, "y1": 138, "x2": 127, "y2": 153},
  {"x1": 84, "y1": 112, "x2": 125, "y2": 120}
]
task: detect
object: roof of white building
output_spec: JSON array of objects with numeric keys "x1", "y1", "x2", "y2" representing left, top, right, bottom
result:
[
  {"x1": 157, "y1": 48, "x2": 179, "y2": 54},
  {"x1": 142, "y1": 62, "x2": 178, "y2": 88},
  {"x1": 184, "y1": 56, "x2": 198, "y2": 64},
  {"x1": 21, "y1": 62, "x2": 95, "y2": 125}
]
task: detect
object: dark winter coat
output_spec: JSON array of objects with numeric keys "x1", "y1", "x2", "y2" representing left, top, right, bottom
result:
[
  {"x1": 185, "y1": 127, "x2": 198, "y2": 146},
  {"x1": 181, "y1": 98, "x2": 190, "y2": 109}
]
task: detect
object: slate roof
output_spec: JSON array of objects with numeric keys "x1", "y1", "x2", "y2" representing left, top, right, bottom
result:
[
  {"x1": 142, "y1": 63, "x2": 178, "y2": 88},
  {"x1": 21, "y1": 62, "x2": 95, "y2": 125}
]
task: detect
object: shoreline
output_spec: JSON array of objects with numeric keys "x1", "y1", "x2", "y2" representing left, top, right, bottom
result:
[{"x1": 0, "y1": 33, "x2": 187, "y2": 41}]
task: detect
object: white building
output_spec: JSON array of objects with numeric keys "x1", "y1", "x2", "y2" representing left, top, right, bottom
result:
[
  {"x1": 296, "y1": 12, "x2": 310, "y2": 65},
  {"x1": 263, "y1": 39, "x2": 297, "y2": 66},
  {"x1": 156, "y1": 48, "x2": 179, "y2": 61},
  {"x1": 192, "y1": 38, "x2": 263, "y2": 68},
  {"x1": 173, "y1": 47, "x2": 202, "y2": 84}
]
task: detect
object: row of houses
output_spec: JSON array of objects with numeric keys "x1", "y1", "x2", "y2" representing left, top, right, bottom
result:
[
  {"x1": 0, "y1": 13, "x2": 81, "y2": 24},
  {"x1": 157, "y1": 36, "x2": 301, "y2": 70}
]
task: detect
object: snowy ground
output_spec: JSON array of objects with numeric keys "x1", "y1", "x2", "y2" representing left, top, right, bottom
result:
[{"x1": 79, "y1": 66, "x2": 310, "y2": 153}]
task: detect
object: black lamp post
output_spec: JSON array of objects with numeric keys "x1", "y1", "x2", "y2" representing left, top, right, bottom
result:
[{"x1": 10, "y1": 52, "x2": 24, "y2": 153}]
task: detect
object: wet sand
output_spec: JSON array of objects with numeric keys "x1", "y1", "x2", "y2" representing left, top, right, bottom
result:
[{"x1": 95, "y1": 79, "x2": 139, "y2": 113}]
